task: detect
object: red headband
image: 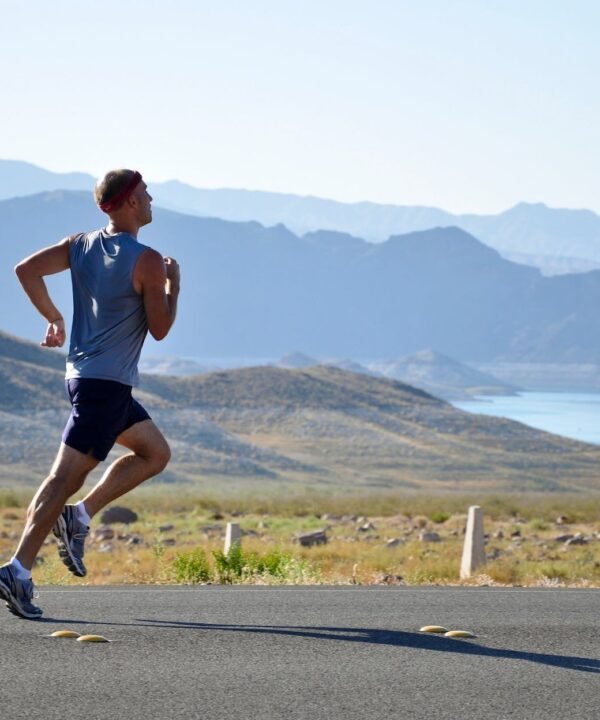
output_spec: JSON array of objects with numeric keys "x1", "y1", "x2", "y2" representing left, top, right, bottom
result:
[{"x1": 99, "y1": 171, "x2": 143, "y2": 213}]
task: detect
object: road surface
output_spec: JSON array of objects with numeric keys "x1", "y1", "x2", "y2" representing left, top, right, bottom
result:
[{"x1": 1, "y1": 586, "x2": 598, "y2": 719}]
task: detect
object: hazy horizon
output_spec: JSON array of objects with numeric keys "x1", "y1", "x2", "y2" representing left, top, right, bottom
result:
[
  {"x1": 2, "y1": 157, "x2": 599, "y2": 219},
  {"x1": 2, "y1": 2, "x2": 599, "y2": 214}
]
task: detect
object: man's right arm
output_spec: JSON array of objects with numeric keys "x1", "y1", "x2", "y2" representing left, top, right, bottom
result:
[
  {"x1": 14, "y1": 237, "x2": 72, "y2": 348},
  {"x1": 134, "y1": 249, "x2": 180, "y2": 341}
]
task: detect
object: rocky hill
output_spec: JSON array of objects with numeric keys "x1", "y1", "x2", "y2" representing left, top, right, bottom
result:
[
  {"x1": 1, "y1": 333, "x2": 599, "y2": 492},
  {"x1": 0, "y1": 330, "x2": 64, "y2": 370}
]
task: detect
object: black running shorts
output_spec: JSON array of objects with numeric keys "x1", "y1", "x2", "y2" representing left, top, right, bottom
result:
[{"x1": 62, "y1": 378, "x2": 151, "y2": 461}]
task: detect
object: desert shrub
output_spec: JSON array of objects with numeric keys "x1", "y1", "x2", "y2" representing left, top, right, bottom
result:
[
  {"x1": 536, "y1": 563, "x2": 570, "y2": 581},
  {"x1": 250, "y1": 549, "x2": 290, "y2": 577},
  {"x1": 212, "y1": 545, "x2": 246, "y2": 583},
  {"x1": 529, "y1": 517, "x2": 549, "y2": 531},
  {"x1": 173, "y1": 548, "x2": 211, "y2": 583},
  {"x1": 430, "y1": 511, "x2": 451, "y2": 524},
  {"x1": 0, "y1": 490, "x2": 24, "y2": 509},
  {"x1": 211, "y1": 545, "x2": 318, "y2": 584}
]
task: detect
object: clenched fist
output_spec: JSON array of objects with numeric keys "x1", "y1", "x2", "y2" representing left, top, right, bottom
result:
[
  {"x1": 163, "y1": 257, "x2": 180, "y2": 286},
  {"x1": 41, "y1": 318, "x2": 66, "y2": 348}
]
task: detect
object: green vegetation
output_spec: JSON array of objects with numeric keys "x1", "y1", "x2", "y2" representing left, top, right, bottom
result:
[
  {"x1": 210, "y1": 546, "x2": 318, "y2": 584},
  {"x1": 429, "y1": 511, "x2": 451, "y2": 524},
  {"x1": 0, "y1": 489, "x2": 26, "y2": 509},
  {"x1": 173, "y1": 548, "x2": 211, "y2": 583},
  {"x1": 172, "y1": 545, "x2": 319, "y2": 585},
  {"x1": 529, "y1": 517, "x2": 550, "y2": 531}
]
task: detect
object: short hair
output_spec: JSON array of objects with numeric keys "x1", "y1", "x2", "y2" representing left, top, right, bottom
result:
[{"x1": 94, "y1": 169, "x2": 137, "y2": 208}]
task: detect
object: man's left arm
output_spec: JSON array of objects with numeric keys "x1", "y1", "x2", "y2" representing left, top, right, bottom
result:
[{"x1": 14, "y1": 237, "x2": 72, "y2": 348}]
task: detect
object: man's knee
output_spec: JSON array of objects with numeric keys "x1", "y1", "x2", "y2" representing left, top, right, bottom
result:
[
  {"x1": 119, "y1": 421, "x2": 171, "y2": 475},
  {"x1": 147, "y1": 437, "x2": 171, "y2": 475}
]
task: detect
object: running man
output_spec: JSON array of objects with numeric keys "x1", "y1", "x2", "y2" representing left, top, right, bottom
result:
[{"x1": 0, "y1": 169, "x2": 180, "y2": 618}]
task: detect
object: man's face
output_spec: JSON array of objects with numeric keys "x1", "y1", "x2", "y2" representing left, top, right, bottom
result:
[{"x1": 133, "y1": 181, "x2": 153, "y2": 226}]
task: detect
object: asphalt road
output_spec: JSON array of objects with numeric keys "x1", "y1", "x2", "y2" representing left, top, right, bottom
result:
[{"x1": 1, "y1": 585, "x2": 599, "y2": 720}]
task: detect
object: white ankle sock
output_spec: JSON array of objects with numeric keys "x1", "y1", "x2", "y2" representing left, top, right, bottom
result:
[
  {"x1": 74, "y1": 500, "x2": 91, "y2": 526},
  {"x1": 10, "y1": 557, "x2": 32, "y2": 580}
]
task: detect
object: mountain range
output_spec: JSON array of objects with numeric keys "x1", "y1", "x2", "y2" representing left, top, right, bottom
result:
[
  {"x1": 273, "y1": 350, "x2": 515, "y2": 401},
  {"x1": 1, "y1": 330, "x2": 599, "y2": 493},
  {"x1": 2, "y1": 190, "x2": 600, "y2": 365},
  {"x1": 370, "y1": 350, "x2": 519, "y2": 401},
  {"x1": 2, "y1": 160, "x2": 600, "y2": 275}
]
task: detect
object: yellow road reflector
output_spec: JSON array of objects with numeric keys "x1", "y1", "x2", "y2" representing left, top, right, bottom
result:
[
  {"x1": 419, "y1": 625, "x2": 448, "y2": 633},
  {"x1": 50, "y1": 630, "x2": 80, "y2": 639},
  {"x1": 444, "y1": 630, "x2": 476, "y2": 638},
  {"x1": 76, "y1": 634, "x2": 109, "y2": 643}
]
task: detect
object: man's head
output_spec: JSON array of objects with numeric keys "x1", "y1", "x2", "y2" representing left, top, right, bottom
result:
[{"x1": 94, "y1": 169, "x2": 153, "y2": 227}]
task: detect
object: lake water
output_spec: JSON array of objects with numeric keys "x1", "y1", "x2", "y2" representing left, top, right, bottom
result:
[{"x1": 453, "y1": 392, "x2": 600, "y2": 446}]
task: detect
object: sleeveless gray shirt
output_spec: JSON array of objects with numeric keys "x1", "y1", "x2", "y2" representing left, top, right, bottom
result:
[{"x1": 65, "y1": 229, "x2": 150, "y2": 387}]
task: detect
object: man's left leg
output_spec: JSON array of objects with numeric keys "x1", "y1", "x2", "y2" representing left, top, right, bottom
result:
[{"x1": 0, "y1": 444, "x2": 98, "y2": 618}]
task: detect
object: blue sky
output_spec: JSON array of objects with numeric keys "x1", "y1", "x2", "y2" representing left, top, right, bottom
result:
[{"x1": 1, "y1": 0, "x2": 598, "y2": 213}]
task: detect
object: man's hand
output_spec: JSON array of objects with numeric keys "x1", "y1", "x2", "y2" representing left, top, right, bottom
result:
[
  {"x1": 163, "y1": 257, "x2": 180, "y2": 286},
  {"x1": 41, "y1": 318, "x2": 66, "y2": 348}
]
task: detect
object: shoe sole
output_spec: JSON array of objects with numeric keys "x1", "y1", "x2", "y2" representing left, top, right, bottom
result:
[
  {"x1": 52, "y1": 515, "x2": 87, "y2": 577},
  {"x1": 0, "y1": 577, "x2": 42, "y2": 620}
]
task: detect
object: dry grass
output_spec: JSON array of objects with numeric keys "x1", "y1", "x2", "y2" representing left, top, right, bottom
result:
[{"x1": 2, "y1": 489, "x2": 600, "y2": 587}]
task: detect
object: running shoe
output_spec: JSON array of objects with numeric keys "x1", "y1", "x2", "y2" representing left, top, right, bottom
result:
[
  {"x1": 53, "y1": 505, "x2": 89, "y2": 577},
  {"x1": 0, "y1": 563, "x2": 43, "y2": 619}
]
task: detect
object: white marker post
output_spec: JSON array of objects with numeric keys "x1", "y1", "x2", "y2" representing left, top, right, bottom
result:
[
  {"x1": 460, "y1": 506, "x2": 486, "y2": 579},
  {"x1": 224, "y1": 522, "x2": 242, "y2": 555}
]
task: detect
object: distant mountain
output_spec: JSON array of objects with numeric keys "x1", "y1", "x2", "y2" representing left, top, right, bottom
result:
[
  {"x1": 277, "y1": 352, "x2": 378, "y2": 377},
  {"x1": 143, "y1": 177, "x2": 600, "y2": 270},
  {"x1": 321, "y1": 358, "x2": 378, "y2": 377},
  {"x1": 1, "y1": 336, "x2": 599, "y2": 492},
  {"x1": 130, "y1": 346, "x2": 514, "y2": 398},
  {"x1": 2, "y1": 191, "x2": 600, "y2": 365},
  {"x1": 499, "y1": 252, "x2": 600, "y2": 276},
  {"x1": 159, "y1": 189, "x2": 600, "y2": 270},
  {"x1": 138, "y1": 356, "x2": 216, "y2": 376},
  {"x1": 277, "y1": 352, "x2": 319, "y2": 369},
  {"x1": 2, "y1": 160, "x2": 600, "y2": 275},
  {"x1": 372, "y1": 349, "x2": 519, "y2": 401},
  {"x1": 0, "y1": 159, "x2": 94, "y2": 199},
  {"x1": 458, "y1": 202, "x2": 600, "y2": 270},
  {"x1": 141, "y1": 350, "x2": 378, "y2": 379},
  {"x1": 155, "y1": 193, "x2": 600, "y2": 274}
]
